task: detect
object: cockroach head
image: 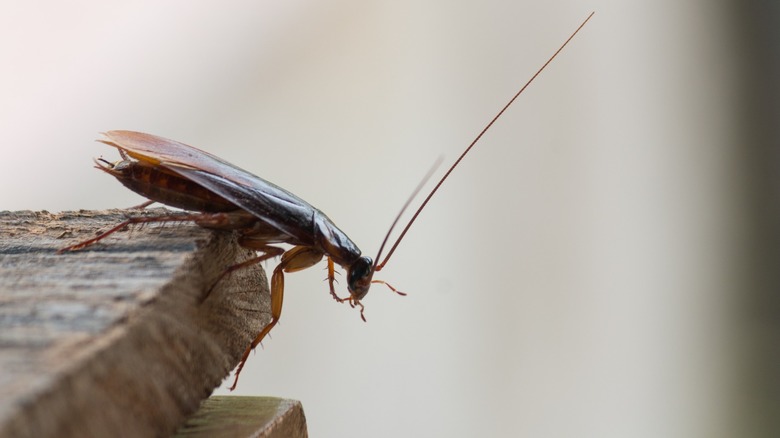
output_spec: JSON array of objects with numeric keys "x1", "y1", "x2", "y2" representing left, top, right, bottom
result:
[{"x1": 347, "y1": 256, "x2": 374, "y2": 300}]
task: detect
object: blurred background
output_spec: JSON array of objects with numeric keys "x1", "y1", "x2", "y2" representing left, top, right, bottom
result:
[{"x1": 2, "y1": 0, "x2": 778, "y2": 437}]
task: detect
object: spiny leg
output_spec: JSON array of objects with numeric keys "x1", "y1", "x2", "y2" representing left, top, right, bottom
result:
[
  {"x1": 326, "y1": 257, "x2": 349, "y2": 302},
  {"x1": 229, "y1": 262, "x2": 285, "y2": 391},
  {"x1": 57, "y1": 212, "x2": 222, "y2": 253},
  {"x1": 202, "y1": 245, "x2": 285, "y2": 303},
  {"x1": 230, "y1": 246, "x2": 324, "y2": 390}
]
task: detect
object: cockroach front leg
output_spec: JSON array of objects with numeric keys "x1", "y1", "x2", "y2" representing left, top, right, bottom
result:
[
  {"x1": 230, "y1": 245, "x2": 324, "y2": 390},
  {"x1": 326, "y1": 257, "x2": 348, "y2": 302},
  {"x1": 326, "y1": 257, "x2": 367, "y2": 321}
]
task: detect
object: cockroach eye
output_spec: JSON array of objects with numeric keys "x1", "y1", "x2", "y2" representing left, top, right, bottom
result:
[{"x1": 347, "y1": 256, "x2": 374, "y2": 300}]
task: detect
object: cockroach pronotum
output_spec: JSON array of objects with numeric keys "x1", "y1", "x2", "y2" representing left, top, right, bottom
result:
[{"x1": 60, "y1": 12, "x2": 594, "y2": 390}]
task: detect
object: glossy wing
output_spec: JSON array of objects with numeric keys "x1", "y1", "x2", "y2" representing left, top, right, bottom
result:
[
  {"x1": 102, "y1": 131, "x2": 278, "y2": 188},
  {"x1": 166, "y1": 164, "x2": 318, "y2": 246},
  {"x1": 173, "y1": 164, "x2": 362, "y2": 265},
  {"x1": 102, "y1": 130, "x2": 329, "y2": 246}
]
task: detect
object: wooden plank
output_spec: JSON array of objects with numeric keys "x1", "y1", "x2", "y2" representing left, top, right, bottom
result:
[
  {"x1": 174, "y1": 396, "x2": 307, "y2": 438},
  {"x1": 0, "y1": 209, "x2": 275, "y2": 438}
]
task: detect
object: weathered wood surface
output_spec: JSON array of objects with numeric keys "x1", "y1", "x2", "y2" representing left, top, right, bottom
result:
[
  {"x1": 174, "y1": 396, "x2": 307, "y2": 438},
  {"x1": 0, "y1": 209, "x2": 274, "y2": 438}
]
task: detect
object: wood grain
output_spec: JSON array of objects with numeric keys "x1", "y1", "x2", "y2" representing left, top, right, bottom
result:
[
  {"x1": 0, "y1": 209, "x2": 273, "y2": 438},
  {"x1": 174, "y1": 396, "x2": 307, "y2": 438}
]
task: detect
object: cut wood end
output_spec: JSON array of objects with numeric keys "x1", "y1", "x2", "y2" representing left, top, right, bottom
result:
[{"x1": 0, "y1": 209, "x2": 272, "y2": 438}]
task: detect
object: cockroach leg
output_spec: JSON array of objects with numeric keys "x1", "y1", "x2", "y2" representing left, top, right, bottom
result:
[
  {"x1": 202, "y1": 245, "x2": 285, "y2": 303},
  {"x1": 326, "y1": 257, "x2": 349, "y2": 302},
  {"x1": 129, "y1": 200, "x2": 155, "y2": 210},
  {"x1": 56, "y1": 213, "x2": 217, "y2": 253},
  {"x1": 352, "y1": 299, "x2": 366, "y2": 322},
  {"x1": 326, "y1": 257, "x2": 367, "y2": 321},
  {"x1": 230, "y1": 245, "x2": 324, "y2": 390}
]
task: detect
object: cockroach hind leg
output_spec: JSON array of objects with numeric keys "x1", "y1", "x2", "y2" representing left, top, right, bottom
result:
[
  {"x1": 129, "y1": 200, "x2": 155, "y2": 210},
  {"x1": 57, "y1": 212, "x2": 218, "y2": 254},
  {"x1": 56, "y1": 218, "x2": 136, "y2": 253}
]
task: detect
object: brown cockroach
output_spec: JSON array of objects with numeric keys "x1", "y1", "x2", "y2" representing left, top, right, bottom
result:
[{"x1": 60, "y1": 12, "x2": 594, "y2": 390}]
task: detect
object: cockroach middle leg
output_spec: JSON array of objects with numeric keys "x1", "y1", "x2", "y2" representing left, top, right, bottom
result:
[
  {"x1": 230, "y1": 245, "x2": 324, "y2": 390},
  {"x1": 201, "y1": 244, "x2": 285, "y2": 303}
]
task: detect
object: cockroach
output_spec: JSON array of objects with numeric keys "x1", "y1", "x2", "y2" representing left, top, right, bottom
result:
[{"x1": 60, "y1": 12, "x2": 593, "y2": 390}]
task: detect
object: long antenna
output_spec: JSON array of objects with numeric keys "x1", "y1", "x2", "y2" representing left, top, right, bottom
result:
[
  {"x1": 376, "y1": 11, "x2": 594, "y2": 270},
  {"x1": 372, "y1": 157, "x2": 444, "y2": 268}
]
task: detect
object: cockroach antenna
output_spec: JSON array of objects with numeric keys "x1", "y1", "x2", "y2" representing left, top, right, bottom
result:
[{"x1": 375, "y1": 11, "x2": 595, "y2": 271}]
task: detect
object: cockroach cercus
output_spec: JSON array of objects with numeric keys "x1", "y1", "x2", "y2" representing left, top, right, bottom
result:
[{"x1": 60, "y1": 12, "x2": 594, "y2": 390}]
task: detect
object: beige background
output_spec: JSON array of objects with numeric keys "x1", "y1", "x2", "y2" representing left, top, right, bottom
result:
[{"x1": 1, "y1": 1, "x2": 770, "y2": 437}]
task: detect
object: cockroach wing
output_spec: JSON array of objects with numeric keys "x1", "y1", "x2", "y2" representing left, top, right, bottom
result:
[
  {"x1": 167, "y1": 164, "x2": 317, "y2": 245},
  {"x1": 99, "y1": 131, "x2": 361, "y2": 261},
  {"x1": 168, "y1": 164, "x2": 362, "y2": 264},
  {"x1": 101, "y1": 131, "x2": 317, "y2": 219},
  {"x1": 102, "y1": 131, "x2": 282, "y2": 189}
]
